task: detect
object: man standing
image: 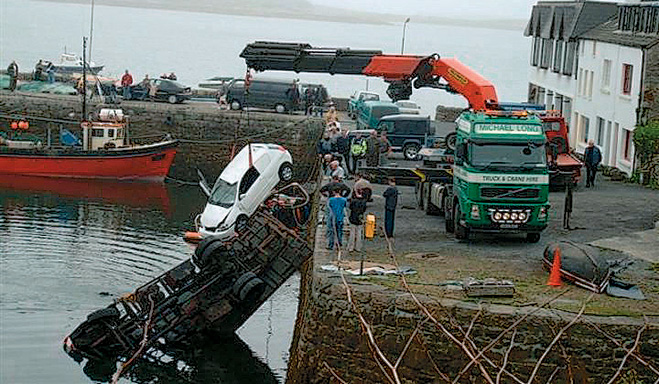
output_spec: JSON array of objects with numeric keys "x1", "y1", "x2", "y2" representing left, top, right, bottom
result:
[
  {"x1": 347, "y1": 192, "x2": 367, "y2": 252},
  {"x1": 327, "y1": 190, "x2": 348, "y2": 250},
  {"x1": 584, "y1": 140, "x2": 602, "y2": 188},
  {"x1": 7, "y1": 61, "x2": 18, "y2": 91},
  {"x1": 366, "y1": 130, "x2": 380, "y2": 167},
  {"x1": 383, "y1": 178, "x2": 398, "y2": 238},
  {"x1": 329, "y1": 160, "x2": 346, "y2": 181},
  {"x1": 46, "y1": 62, "x2": 55, "y2": 84},
  {"x1": 335, "y1": 128, "x2": 351, "y2": 174},
  {"x1": 121, "y1": 70, "x2": 133, "y2": 100}
]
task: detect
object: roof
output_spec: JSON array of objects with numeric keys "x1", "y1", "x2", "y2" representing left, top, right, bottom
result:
[
  {"x1": 580, "y1": 16, "x2": 659, "y2": 49},
  {"x1": 525, "y1": 1, "x2": 617, "y2": 40},
  {"x1": 362, "y1": 100, "x2": 398, "y2": 109}
]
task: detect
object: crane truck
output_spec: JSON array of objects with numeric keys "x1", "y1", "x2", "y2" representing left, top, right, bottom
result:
[{"x1": 240, "y1": 41, "x2": 550, "y2": 242}]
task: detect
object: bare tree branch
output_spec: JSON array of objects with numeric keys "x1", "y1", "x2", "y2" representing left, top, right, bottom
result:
[
  {"x1": 323, "y1": 361, "x2": 349, "y2": 384},
  {"x1": 496, "y1": 329, "x2": 517, "y2": 384},
  {"x1": 605, "y1": 321, "x2": 648, "y2": 384},
  {"x1": 394, "y1": 318, "x2": 428, "y2": 369}
]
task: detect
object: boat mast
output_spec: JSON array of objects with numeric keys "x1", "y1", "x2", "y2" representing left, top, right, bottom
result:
[
  {"x1": 88, "y1": 0, "x2": 95, "y2": 63},
  {"x1": 82, "y1": 37, "x2": 87, "y2": 121}
]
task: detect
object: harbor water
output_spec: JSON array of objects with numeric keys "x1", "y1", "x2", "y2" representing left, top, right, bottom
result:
[{"x1": 0, "y1": 178, "x2": 299, "y2": 383}]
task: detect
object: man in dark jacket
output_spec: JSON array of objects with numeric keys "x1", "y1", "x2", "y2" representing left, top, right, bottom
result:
[
  {"x1": 335, "y1": 128, "x2": 351, "y2": 174},
  {"x1": 584, "y1": 140, "x2": 602, "y2": 188},
  {"x1": 7, "y1": 61, "x2": 18, "y2": 91},
  {"x1": 383, "y1": 178, "x2": 398, "y2": 238},
  {"x1": 347, "y1": 193, "x2": 367, "y2": 252}
]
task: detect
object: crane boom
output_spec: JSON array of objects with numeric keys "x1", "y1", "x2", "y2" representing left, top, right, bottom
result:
[{"x1": 240, "y1": 41, "x2": 499, "y2": 110}]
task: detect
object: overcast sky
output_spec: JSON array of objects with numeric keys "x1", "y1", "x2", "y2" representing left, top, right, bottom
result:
[{"x1": 308, "y1": 0, "x2": 618, "y2": 20}]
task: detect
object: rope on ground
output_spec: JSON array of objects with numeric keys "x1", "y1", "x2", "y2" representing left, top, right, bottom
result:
[{"x1": 111, "y1": 295, "x2": 155, "y2": 384}]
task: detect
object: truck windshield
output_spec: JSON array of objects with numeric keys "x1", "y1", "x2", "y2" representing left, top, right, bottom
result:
[
  {"x1": 209, "y1": 178, "x2": 238, "y2": 208},
  {"x1": 469, "y1": 143, "x2": 546, "y2": 170}
]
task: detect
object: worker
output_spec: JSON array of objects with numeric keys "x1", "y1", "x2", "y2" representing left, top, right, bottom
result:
[
  {"x1": 347, "y1": 191, "x2": 367, "y2": 252},
  {"x1": 121, "y1": 70, "x2": 133, "y2": 100},
  {"x1": 352, "y1": 172, "x2": 372, "y2": 201},
  {"x1": 317, "y1": 131, "x2": 335, "y2": 158},
  {"x1": 327, "y1": 189, "x2": 347, "y2": 250},
  {"x1": 366, "y1": 130, "x2": 380, "y2": 167},
  {"x1": 329, "y1": 160, "x2": 346, "y2": 181},
  {"x1": 383, "y1": 178, "x2": 398, "y2": 238},
  {"x1": 379, "y1": 131, "x2": 392, "y2": 165},
  {"x1": 584, "y1": 139, "x2": 602, "y2": 188},
  {"x1": 350, "y1": 134, "x2": 368, "y2": 172},
  {"x1": 7, "y1": 61, "x2": 18, "y2": 91},
  {"x1": 324, "y1": 103, "x2": 338, "y2": 125},
  {"x1": 320, "y1": 175, "x2": 351, "y2": 198},
  {"x1": 335, "y1": 127, "x2": 351, "y2": 174},
  {"x1": 33, "y1": 60, "x2": 43, "y2": 81},
  {"x1": 168, "y1": 72, "x2": 177, "y2": 81},
  {"x1": 46, "y1": 62, "x2": 55, "y2": 84}
]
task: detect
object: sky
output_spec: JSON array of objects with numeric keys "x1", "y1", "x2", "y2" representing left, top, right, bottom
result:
[{"x1": 308, "y1": 0, "x2": 619, "y2": 20}]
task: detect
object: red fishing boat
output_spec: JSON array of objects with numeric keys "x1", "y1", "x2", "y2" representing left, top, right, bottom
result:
[{"x1": 0, "y1": 109, "x2": 178, "y2": 181}]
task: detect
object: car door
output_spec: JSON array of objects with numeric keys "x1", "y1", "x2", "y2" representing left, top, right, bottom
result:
[
  {"x1": 391, "y1": 120, "x2": 409, "y2": 147},
  {"x1": 237, "y1": 165, "x2": 262, "y2": 216}
]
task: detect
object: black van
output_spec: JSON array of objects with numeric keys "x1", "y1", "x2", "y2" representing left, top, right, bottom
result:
[
  {"x1": 376, "y1": 115, "x2": 434, "y2": 160},
  {"x1": 226, "y1": 78, "x2": 301, "y2": 113}
]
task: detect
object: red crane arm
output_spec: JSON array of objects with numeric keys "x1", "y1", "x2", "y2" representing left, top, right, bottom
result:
[{"x1": 240, "y1": 42, "x2": 499, "y2": 110}]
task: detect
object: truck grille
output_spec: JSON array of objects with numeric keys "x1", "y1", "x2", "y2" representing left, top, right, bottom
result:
[{"x1": 481, "y1": 187, "x2": 540, "y2": 199}]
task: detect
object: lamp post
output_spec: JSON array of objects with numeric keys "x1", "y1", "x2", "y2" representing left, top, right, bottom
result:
[{"x1": 401, "y1": 17, "x2": 411, "y2": 54}]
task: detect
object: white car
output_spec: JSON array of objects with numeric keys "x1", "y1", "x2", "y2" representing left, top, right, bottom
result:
[
  {"x1": 395, "y1": 100, "x2": 421, "y2": 115},
  {"x1": 199, "y1": 143, "x2": 294, "y2": 240}
]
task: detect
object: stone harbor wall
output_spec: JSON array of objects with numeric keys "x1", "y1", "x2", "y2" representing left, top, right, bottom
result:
[
  {"x1": 435, "y1": 104, "x2": 464, "y2": 122},
  {"x1": 0, "y1": 93, "x2": 324, "y2": 181}
]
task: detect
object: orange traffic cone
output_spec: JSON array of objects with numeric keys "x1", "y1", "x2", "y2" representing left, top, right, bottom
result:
[{"x1": 547, "y1": 247, "x2": 563, "y2": 287}]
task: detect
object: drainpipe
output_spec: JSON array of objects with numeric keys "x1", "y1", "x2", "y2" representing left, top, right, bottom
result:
[{"x1": 635, "y1": 47, "x2": 648, "y2": 175}]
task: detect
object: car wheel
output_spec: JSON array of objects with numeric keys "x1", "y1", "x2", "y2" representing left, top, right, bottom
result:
[
  {"x1": 278, "y1": 162, "x2": 294, "y2": 183},
  {"x1": 193, "y1": 238, "x2": 226, "y2": 268},
  {"x1": 445, "y1": 132, "x2": 457, "y2": 151},
  {"x1": 168, "y1": 95, "x2": 178, "y2": 104},
  {"x1": 454, "y1": 203, "x2": 469, "y2": 240},
  {"x1": 403, "y1": 144, "x2": 420, "y2": 161},
  {"x1": 526, "y1": 233, "x2": 541, "y2": 243},
  {"x1": 275, "y1": 104, "x2": 286, "y2": 114},
  {"x1": 230, "y1": 101, "x2": 242, "y2": 110},
  {"x1": 235, "y1": 215, "x2": 249, "y2": 235}
]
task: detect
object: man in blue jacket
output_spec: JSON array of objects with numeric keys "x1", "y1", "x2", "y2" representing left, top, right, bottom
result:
[{"x1": 584, "y1": 140, "x2": 602, "y2": 188}]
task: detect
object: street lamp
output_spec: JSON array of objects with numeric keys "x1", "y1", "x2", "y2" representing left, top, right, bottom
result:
[{"x1": 401, "y1": 17, "x2": 411, "y2": 54}]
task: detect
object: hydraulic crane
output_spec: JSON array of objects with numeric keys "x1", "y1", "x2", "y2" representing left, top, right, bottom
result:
[{"x1": 240, "y1": 41, "x2": 498, "y2": 110}]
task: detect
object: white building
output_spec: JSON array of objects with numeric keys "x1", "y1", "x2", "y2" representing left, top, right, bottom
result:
[{"x1": 526, "y1": 1, "x2": 659, "y2": 175}]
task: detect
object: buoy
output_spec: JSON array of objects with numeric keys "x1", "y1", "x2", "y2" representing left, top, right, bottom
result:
[
  {"x1": 10, "y1": 121, "x2": 18, "y2": 129},
  {"x1": 183, "y1": 231, "x2": 203, "y2": 244},
  {"x1": 18, "y1": 121, "x2": 29, "y2": 130},
  {"x1": 364, "y1": 214, "x2": 376, "y2": 239},
  {"x1": 546, "y1": 247, "x2": 563, "y2": 287}
]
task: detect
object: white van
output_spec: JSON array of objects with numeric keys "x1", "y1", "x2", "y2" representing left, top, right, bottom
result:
[{"x1": 199, "y1": 144, "x2": 293, "y2": 239}]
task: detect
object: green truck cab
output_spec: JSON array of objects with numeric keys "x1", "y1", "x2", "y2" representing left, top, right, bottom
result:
[
  {"x1": 445, "y1": 111, "x2": 550, "y2": 242},
  {"x1": 348, "y1": 91, "x2": 380, "y2": 119}
]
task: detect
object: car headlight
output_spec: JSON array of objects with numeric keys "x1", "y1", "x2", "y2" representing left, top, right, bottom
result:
[
  {"x1": 503, "y1": 212, "x2": 510, "y2": 220},
  {"x1": 511, "y1": 212, "x2": 518, "y2": 220},
  {"x1": 494, "y1": 212, "x2": 502, "y2": 221},
  {"x1": 519, "y1": 212, "x2": 527, "y2": 221}
]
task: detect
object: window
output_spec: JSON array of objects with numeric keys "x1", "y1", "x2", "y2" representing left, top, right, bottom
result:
[
  {"x1": 623, "y1": 129, "x2": 633, "y2": 160},
  {"x1": 108, "y1": 129, "x2": 115, "y2": 138},
  {"x1": 622, "y1": 64, "x2": 633, "y2": 95},
  {"x1": 580, "y1": 115, "x2": 590, "y2": 143},
  {"x1": 91, "y1": 129, "x2": 104, "y2": 137},
  {"x1": 578, "y1": 68, "x2": 584, "y2": 96},
  {"x1": 540, "y1": 38, "x2": 553, "y2": 69},
  {"x1": 553, "y1": 40, "x2": 563, "y2": 73},
  {"x1": 601, "y1": 59, "x2": 612, "y2": 91},
  {"x1": 239, "y1": 167, "x2": 260, "y2": 195},
  {"x1": 587, "y1": 70, "x2": 594, "y2": 99},
  {"x1": 563, "y1": 41, "x2": 576, "y2": 76},
  {"x1": 596, "y1": 117, "x2": 605, "y2": 145},
  {"x1": 592, "y1": 41, "x2": 597, "y2": 56},
  {"x1": 531, "y1": 37, "x2": 541, "y2": 67}
]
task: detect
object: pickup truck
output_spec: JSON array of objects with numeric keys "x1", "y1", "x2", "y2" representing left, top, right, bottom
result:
[{"x1": 348, "y1": 90, "x2": 380, "y2": 119}]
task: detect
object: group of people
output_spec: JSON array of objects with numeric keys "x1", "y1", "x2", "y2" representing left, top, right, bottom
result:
[
  {"x1": 119, "y1": 70, "x2": 161, "y2": 100},
  {"x1": 33, "y1": 60, "x2": 56, "y2": 83},
  {"x1": 304, "y1": 86, "x2": 326, "y2": 116}
]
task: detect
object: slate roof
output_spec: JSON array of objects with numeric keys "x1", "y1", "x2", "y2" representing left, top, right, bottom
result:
[
  {"x1": 580, "y1": 17, "x2": 659, "y2": 48},
  {"x1": 525, "y1": 1, "x2": 618, "y2": 40}
]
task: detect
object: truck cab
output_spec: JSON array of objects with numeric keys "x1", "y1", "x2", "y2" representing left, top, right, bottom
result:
[
  {"x1": 356, "y1": 101, "x2": 400, "y2": 130},
  {"x1": 348, "y1": 91, "x2": 380, "y2": 119},
  {"x1": 446, "y1": 111, "x2": 550, "y2": 242}
]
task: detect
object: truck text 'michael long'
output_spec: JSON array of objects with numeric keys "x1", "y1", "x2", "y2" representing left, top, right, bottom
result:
[{"x1": 240, "y1": 41, "x2": 553, "y2": 241}]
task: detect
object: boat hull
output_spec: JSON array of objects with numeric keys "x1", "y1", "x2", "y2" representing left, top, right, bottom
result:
[
  {"x1": 0, "y1": 141, "x2": 177, "y2": 181},
  {"x1": 55, "y1": 65, "x2": 104, "y2": 75}
]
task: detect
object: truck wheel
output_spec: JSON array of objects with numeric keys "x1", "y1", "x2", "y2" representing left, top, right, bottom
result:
[
  {"x1": 193, "y1": 238, "x2": 227, "y2": 268},
  {"x1": 444, "y1": 201, "x2": 454, "y2": 233},
  {"x1": 526, "y1": 233, "x2": 541, "y2": 243},
  {"x1": 403, "y1": 144, "x2": 421, "y2": 161},
  {"x1": 454, "y1": 203, "x2": 469, "y2": 240},
  {"x1": 438, "y1": 192, "x2": 446, "y2": 216},
  {"x1": 230, "y1": 101, "x2": 242, "y2": 110},
  {"x1": 232, "y1": 272, "x2": 265, "y2": 301},
  {"x1": 415, "y1": 183, "x2": 424, "y2": 208},
  {"x1": 445, "y1": 132, "x2": 457, "y2": 151},
  {"x1": 424, "y1": 189, "x2": 440, "y2": 216}
]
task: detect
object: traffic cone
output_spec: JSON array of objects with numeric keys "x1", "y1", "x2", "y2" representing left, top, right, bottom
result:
[{"x1": 546, "y1": 247, "x2": 563, "y2": 287}]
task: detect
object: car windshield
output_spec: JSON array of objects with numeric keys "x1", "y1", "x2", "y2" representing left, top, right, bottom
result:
[
  {"x1": 362, "y1": 93, "x2": 379, "y2": 101},
  {"x1": 372, "y1": 107, "x2": 399, "y2": 119},
  {"x1": 209, "y1": 178, "x2": 238, "y2": 208},
  {"x1": 470, "y1": 143, "x2": 547, "y2": 170}
]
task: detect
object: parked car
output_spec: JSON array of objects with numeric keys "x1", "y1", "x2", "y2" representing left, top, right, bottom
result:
[
  {"x1": 226, "y1": 78, "x2": 301, "y2": 113},
  {"x1": 395, "y1": 100, "x2": 421, "y2": 115},
  {"x1": 348, "y1": 91, "x2": 380, "y2": 119},
  {"x1": 377, "y1": 115, "x2": 434, "y2": 160},
  {"x1": 356, "y1": 101, "x2": 400, "y2": 130},
  {"x1": 124, "y1": 79, "x2": 191, "y2": 104},
  {"x1": 198, "y1": 144, "x2": 294, "y2": 240}
]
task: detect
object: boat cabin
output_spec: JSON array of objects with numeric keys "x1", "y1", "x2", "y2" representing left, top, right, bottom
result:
[{"x1": 81, "y1": 109, "x2": 127, "y2": 151}]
